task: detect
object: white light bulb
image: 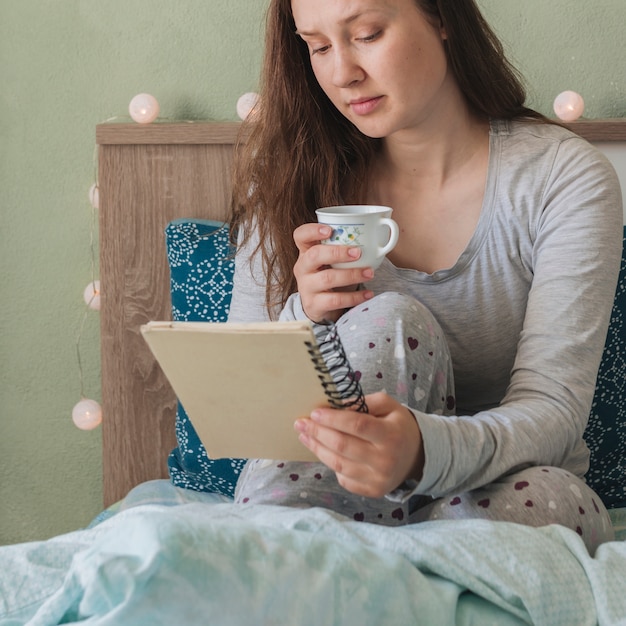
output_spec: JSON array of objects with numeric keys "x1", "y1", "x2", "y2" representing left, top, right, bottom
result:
[
  {"x1": 129, "y1": 93, "x2": 160, "y2": 124},
  {"x1": 88, "y1": 183, "x2": 99, "y2": 209},
  {"x1": 83, "y1": 280, "x2": 101, "y2": 311},
  {"x1": 72, "y1": 398, "x2": 102, "y2": 430},
  {"x1": 236, "y1": 92, "x2": 260, "y2": 121},
  {"x1": 553, "y1": 91, "x2": 585, "y2": 122}
]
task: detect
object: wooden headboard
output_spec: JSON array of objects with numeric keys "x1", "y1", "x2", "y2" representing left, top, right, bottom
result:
[{"x1": 96, "y1": 119, "x2": 626, "y2": 507}]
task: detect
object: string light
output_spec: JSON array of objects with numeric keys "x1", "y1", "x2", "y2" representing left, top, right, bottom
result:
[
  {"x1": 236, "y1": 92, "x2": 260, "y2": 121},
  {"x1": 83, "y1": 280, "x2": 101, "y2": 311},
  {"x1": 129, "y1": 93, "x2": 160, "y2": 124},
  {"x1": 73, "y1": 92, "x2": 162, "y2": 428},
  {"x1": 72, "y1": 398, "x2": 102, "y2": 431},
  {"x1": 73, "y1": 144, "x2": 102, "y2": 430},
  {"x1": 73, "y1": 93, "x2": 161, "y2": 429},
  {"x1": 553, "y1": 90, "x2": 585, "y2": 122}
]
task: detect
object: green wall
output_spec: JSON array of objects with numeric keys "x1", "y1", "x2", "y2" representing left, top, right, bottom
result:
[{"x1": 1, "y1": 0, "x2": 624, "y2": 546}]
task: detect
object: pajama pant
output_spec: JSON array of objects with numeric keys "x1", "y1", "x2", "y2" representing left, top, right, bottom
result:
[{"x1": 235, "y1": 292, "x2": 614, "y2": 553}]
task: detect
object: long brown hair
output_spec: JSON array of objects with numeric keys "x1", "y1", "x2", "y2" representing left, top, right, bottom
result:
[{"x1": 230, "y1": 0, "x2": 549, "y2": 316}]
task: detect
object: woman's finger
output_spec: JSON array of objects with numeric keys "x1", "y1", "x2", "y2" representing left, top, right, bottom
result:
[
  {"x1": 304, "y1": 393, "x2": 398, "y2": 444},
  {"x1": 293, "y1": 223, "x2": 331, "y2": 252}
]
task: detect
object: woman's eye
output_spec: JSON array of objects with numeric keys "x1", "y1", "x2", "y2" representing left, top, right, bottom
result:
[
  {"x1": 306, "y1": 29, "x2": 382, "y2": 56},
  {"x1": 358, "y1": 30, "x2": 382, "y2": 43},
  {"x1": 311, "y1": 44, "x2": 330, "y2": 55}
]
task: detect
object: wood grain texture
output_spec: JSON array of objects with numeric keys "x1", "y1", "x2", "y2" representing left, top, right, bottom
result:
[
  {"x1": 565, "y1": 118, "x2": 626, "y2": 142},
  {"x1": 564, "y1": 119, "x2": 626, "y2": 142},
  {"x1": 98, "y1": 119, "x2": 625, "y2": 507},
  {"x1": 96, "y1": 122, "x2": 246, "y2": 145}
]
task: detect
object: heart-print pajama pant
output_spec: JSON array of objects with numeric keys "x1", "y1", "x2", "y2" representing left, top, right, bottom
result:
[{"x1": 234, "y1": 292, "x2": 613, "y2": 553}]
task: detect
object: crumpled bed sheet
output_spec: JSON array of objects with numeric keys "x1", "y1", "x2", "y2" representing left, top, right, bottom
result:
[{"x1": 2, "y1": 488, "x2": 626, "y2": 626}]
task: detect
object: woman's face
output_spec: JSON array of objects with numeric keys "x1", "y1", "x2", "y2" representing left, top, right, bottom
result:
[{"x1": 291, "y1": 0, "x2": 458, "y2": 139}]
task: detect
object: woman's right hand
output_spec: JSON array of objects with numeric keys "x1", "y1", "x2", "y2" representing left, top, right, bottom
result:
[{"x1": 293, "y1": 223, "x2": 375, "y2": 323}]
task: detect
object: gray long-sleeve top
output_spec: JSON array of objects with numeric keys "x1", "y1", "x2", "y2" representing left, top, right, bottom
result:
[{"x1": 228, "y1": 119, "x2": 623, "y2": 498}]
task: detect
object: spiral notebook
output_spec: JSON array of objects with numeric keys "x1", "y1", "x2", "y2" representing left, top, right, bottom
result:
[{"x1": 141, "y1": 320, "x2": 367, "y2": 461}]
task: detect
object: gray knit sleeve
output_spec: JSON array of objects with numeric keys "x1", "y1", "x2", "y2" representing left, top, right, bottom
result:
[
  {"x1": 415, "y1": 138, "x2": 623, "y2": 497},
  {"x1": 227, "y1": 226, "x2": 273, "y2": 323}
]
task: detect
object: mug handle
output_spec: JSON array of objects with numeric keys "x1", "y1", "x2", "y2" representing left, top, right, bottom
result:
[{"x1": 377, "y1": 218, "x2": 400, "y2": 257}]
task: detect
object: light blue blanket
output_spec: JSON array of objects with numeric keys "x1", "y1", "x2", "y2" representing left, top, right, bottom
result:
[{"x1": 2, "y1": 493, "x2": 626, "y2": 626}]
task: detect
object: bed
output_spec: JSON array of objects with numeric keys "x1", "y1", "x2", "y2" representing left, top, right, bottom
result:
[{"x1": 1, "y1": 120, "x2": 626, "y2": 626}]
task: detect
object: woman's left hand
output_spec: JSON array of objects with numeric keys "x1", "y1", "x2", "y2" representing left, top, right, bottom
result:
[{"x1": 294, "y1": 391, "x2": 425, "y2": 499}]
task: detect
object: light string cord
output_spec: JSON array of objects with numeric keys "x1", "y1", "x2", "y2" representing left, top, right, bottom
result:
[
  {"x1": 75, "y1": 299, "x2": 93, "y2": 399},
  {"x1": 75, "y1": 143, "x2": 100, "y2": 400}
]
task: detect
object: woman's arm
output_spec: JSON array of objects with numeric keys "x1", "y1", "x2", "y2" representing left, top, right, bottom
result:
[
  {"x1": 415, "y1": 139, "x2": 623, "y2": 497},
  {"x1": 227, "y1": 225, "x2": 274, "y2": 323}
]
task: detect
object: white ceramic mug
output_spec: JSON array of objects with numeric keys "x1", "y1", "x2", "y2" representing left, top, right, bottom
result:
[{"x1": 315, "y1": 205, "x2": 399, "y2": 269}]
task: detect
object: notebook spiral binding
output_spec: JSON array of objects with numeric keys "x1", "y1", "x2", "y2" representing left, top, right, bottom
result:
[{"x1": 305, "y1": 321, "x2": 369, "y2": 413}]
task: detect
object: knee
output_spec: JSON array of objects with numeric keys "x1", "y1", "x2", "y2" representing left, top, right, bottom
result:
[
  {"x1": 353, "y1": 291, "x2": 441, "y2": 330},
  {"x1": 338, "y1": 291, "x2": 452, "y2": 371},
  {"x1": 338, "y1": 292, "x2": 448, "y2": 354},
  {"x1": 372, "y1": 292, "x2": 448, "y2": 348}
]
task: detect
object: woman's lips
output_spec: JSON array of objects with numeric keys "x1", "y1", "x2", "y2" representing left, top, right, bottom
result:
[{"x1": 349, "y1": 96, "x2": 383, "y2": 116}]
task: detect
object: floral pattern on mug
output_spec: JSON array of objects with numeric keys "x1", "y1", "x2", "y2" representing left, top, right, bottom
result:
[{"x1": 324, "y1": 225, "x2": 365, "y2": 246}]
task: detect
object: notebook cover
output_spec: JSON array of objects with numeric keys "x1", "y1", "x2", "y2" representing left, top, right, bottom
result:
[{"x1": 141, "y1": 320, "x2": 334, "y2": 462}]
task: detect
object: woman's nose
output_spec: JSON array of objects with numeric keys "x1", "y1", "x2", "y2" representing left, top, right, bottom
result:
[{"x1": 332, "y1": 47, "x2": 365, "y2": 88}]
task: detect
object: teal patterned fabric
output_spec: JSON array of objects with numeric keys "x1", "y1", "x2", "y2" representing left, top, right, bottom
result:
[
  {"x1": 165, "y1": 219, "x2": 245, "y2": 498},
  {"x1": 167, "y1": 219, "x2": 235, "y2": 323},
  {"x1": 164, "y1": 220, "x2": 626, "y2": 508},
  {"x1": 584, "y1": 227, "x2": 626, "y2": 509}
]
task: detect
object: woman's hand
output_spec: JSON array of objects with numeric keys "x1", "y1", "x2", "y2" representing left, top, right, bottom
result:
[
  {"x1": 293, "y1": 223, "x2": 375, "y2": 323},
  {"x1": 294, "y1": 392, "x2": 425, "y2": 499}
]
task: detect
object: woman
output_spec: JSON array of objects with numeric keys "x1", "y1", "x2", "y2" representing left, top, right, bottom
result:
[{"x1": 227, "y1": 0, "x2": 622, "y2": 552}]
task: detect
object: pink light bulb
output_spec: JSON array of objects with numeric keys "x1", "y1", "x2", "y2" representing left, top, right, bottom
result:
[
  {"x1": 236, "y1": 92, "x2": 260, "y2": 120},
  {"x1": 553, "y1": 91, "x2": 585, "y2": 122},
  {"x1": 72, "y1": 398, "x2": 102, "y2": 430},
  {"x1": 129, "y1": 93, "x2": 160, "y2": 124},
  {"x1": 83, "y1": 280, "x2": 101, "y2": 311}
]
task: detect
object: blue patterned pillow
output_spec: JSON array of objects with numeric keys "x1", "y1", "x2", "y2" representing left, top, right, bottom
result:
[
  {"x1": 584, "y1": 227, "x2": 626, "y2": 509},
  {"x1": 165, "y1": 219, "x2": 246, "y2": 498}
]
